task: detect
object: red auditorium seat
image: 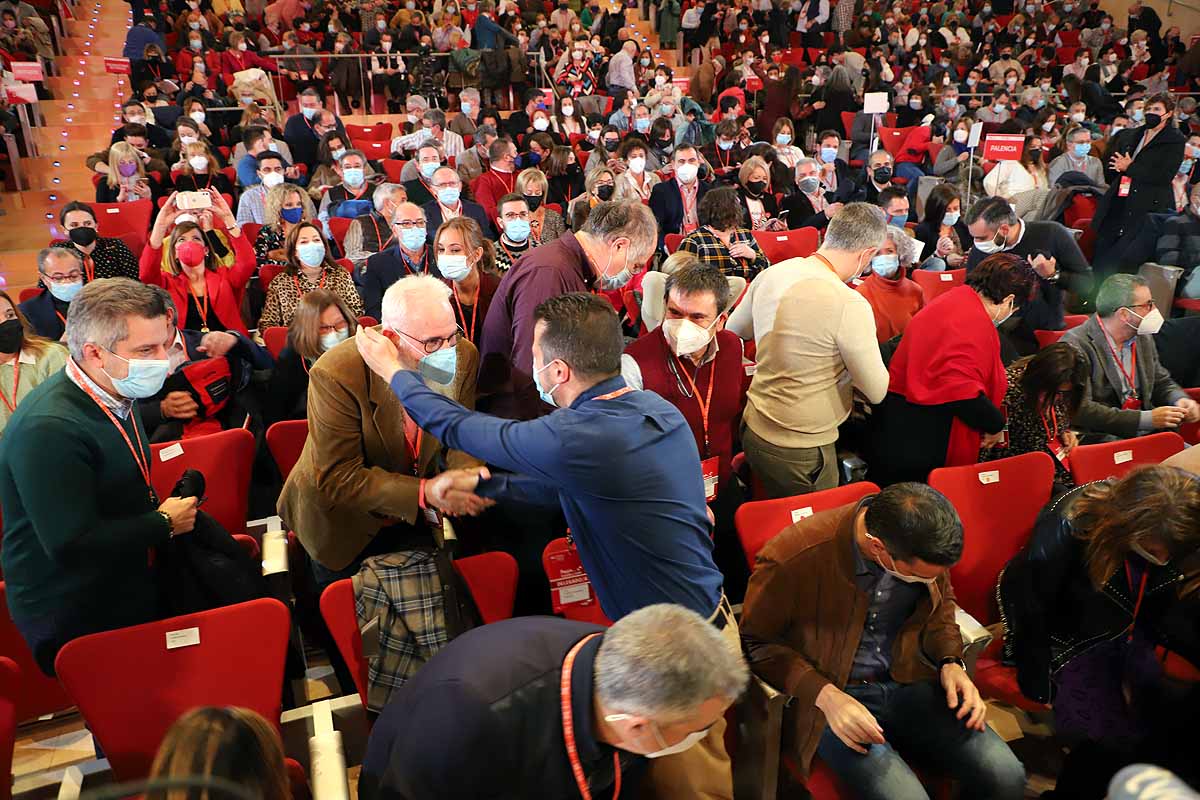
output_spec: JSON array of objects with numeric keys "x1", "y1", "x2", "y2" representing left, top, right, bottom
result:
[
  {"x1": 0, "y1": 657, "x2": 14, "y2": 800},
  {"x1": 664, "y1": 233, "x2": 683, "y2": 254},
  {"x1": 328, "y1": 216, "x2": 353, "y2": 252},
  {"x1": 0, "y1": 582, "x2": 72, "y2": 723},
  {"x1": 91, "y1": 200, "x2": 152, "y2": 256},
  {"x1": 358, "y1": 315, "x2": 379, "y2": 327},
  {"x1": 1035, "y1": 329, "x2": 1066, "y2": 348},
  {"x1": 150, "y1": 428, "x2": 256, "y2": 536},
  {"x1": 267, "y1": 419, "x2": 308, "y2": 481},
  {"x1": 262, "y1": 326, "x2": 289, "y2": 359},
  {"x1": 752, "y1": 227, "x2": 820, "y2": 264},
  {"x1": 1179, "y1": 388, "x2": 1200, "y2": 445},
  {"x1": 54, "y1": 599, "x2": 291, "y2": 781},
  {"x1": 735, "y1": 482, "x2": 880, "y2": 570},
  {"x1": 345, "y1": 122, "x2": 393, "y2": 143},
  {"x1": 1069, "y1": 431, "x2": 1186, "y2": 484},
  {"x1": 912, "y1": 268, "x2": 966, "y2": 302}
]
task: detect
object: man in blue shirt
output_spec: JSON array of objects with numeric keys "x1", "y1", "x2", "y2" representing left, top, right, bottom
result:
[{"x1": 357, "y1": 286, "x2": 739, "y2": 800}]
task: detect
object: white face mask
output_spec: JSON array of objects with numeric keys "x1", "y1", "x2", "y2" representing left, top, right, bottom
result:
[
  {"x1": 188, "y1": 155, "x2": 209, "y2": 171},
  {"x1": 1131, "y1": 541, "x2": 1169, "y2": 566},
  {"x1": 628, "y1": 156, "x2": 646, "y2": 174},
  {"x1": 662, "y1": 316, "x2": 717, "y2": 356},
  {"x1": 605, "y1": 714, "x2": 710, "y2": 759},
  {"x1": 1125, "y1": 305, "x2": 1164, "y2": 336},
  {"x1": 868, "y1": 534, "x2": 937, "y2": 585}
]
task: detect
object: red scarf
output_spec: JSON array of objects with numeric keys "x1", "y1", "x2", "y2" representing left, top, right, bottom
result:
[{"x1": 887, "y1": 285, "x2": 1007, "y2": 467}]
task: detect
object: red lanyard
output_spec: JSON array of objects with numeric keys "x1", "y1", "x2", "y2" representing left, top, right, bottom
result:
[
  {"x1": 671, "y1": 352, "x2": 715, "y2": 457},
  {"x1": 293, "y1": 269, "x2": 327, "y2": 297},
  {"x1": 493, "y1": 169, "x2": 515, "y2": 194},
  {"x1": 188, "y1": 281, "x2": 211, "y2": 333},
  {"x1": 404, "y1": 422, "x2": 423, "y2": 476},
  {"x1": 451, "y1": 279, "x2": 481, "y2": 343},
  {"x1": 82, "y1": 253, "x2": 96, "y2": 283},
  {"x1": 716, "y1": 147, "x2": 731, "y2": 170},
  {"x1": 1039, "y1": 403, "x2": 1060, "y2": 444},
  {"x1": 369, "y1": 215, "x2": 394, "y2": 251},
  {"x1": 561, "y1": 633, "x2": 622, "y2": 800},
  {"x1": 1124, "y1": 560, "x2": 1150, "y2": 643},
  {"x1": 813, "y1": 252, "x2": 838, "y2": 276},
  {"x1": 498, "y1": 239, "x2": 525, "y2": 264},
  {"x1": 594, "y1": 386, "x2": 633, "y2": 401},
  {"x1": 1102, "y1": 325, "x2": 1138, "y2": 392},
  {"x1": 68, "y1": 361, "x2": 153, "y2": 494},
  {"x1": 678, "y1": 182, "x2": 698, "y2": 225},
  {"x1": 0, "y1": 359, "x2": 19, "y2": 413}
]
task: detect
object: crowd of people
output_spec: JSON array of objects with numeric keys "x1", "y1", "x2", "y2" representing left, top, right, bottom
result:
[{"x1": 2, "y1": 0, "x2": 1200, "y2": 794}]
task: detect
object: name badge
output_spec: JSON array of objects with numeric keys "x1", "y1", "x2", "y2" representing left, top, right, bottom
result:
[
  {"x1": 1048, "y1": 437, "x2": 1071, "y2": 468},
  {"x1": 701, "y1": 456, "x2": 720, "y2": 503},
  {"x1": 1122, "y1": 396, "x2": 1142, "y2": 411},
  {"x1": 1118, "y1": 175, "x2": 1132, "y2": 197},
  {"x1": 423, "y1": 506, "x2": 443, "y2": 529}
]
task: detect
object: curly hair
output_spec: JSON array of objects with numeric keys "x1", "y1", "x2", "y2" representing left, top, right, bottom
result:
[
  {"x1": 964, "y1": 252, "x2": 1038, "y2": 306},
  {"x1": 264, "y1": 183, "x2": 316, "y2": 228}
]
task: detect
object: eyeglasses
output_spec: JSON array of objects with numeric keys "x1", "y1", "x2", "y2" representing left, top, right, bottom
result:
[
  {"x1": 431, "y1": 180, "x2": 460, "y2": 190},
  {"x1": 500, "y1": 210, "x2": 530, "y2": 221},
  {"x1": 1124, "y1": 299, "x2": 1156, "y2": 311},
  {"x1": 396, "y1": 325, "x2": 463, "y2": 354},
  {"x1": 393, "y1": 219, "x2": 426, "y2": 230},
  {"x1": 43, "y1": 270, "x2": 82, "y2": 283},
  {"x1": 318, "y1": 322, "x2": 348, "y2": 335}
]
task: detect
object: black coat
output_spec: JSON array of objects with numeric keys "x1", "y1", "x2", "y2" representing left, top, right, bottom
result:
[
  {"x1": 780, "y1": 192, "x2": 833, "y2": 229},
  {"x1": 18, "y1": 290, "x2": 68, "y2": 341},
  {"x1": 1094, "y1": 123, "x2": 1187, "y2": 239},
  {"x1": 648, "y1": 177, "x2": 711, "y2": 251},
  {"x1": 156, "y1": 509, "x2": 271, "y2": 618},
  {"x1": 421, "y1": 198, "x2": 496, "y2": 243}
]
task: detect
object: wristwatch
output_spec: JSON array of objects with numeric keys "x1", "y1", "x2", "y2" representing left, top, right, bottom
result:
[
  {"x1": 939, "y1": 656, "x2": 967, "y2": 672},
  {"x1": 158, "y1": 510, "x2": 174, "y2": 537}
]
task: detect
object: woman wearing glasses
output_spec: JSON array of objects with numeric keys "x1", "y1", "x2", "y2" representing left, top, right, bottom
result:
[{"x1": 266, "y1": 289, "x2": 360, "y2": 425}]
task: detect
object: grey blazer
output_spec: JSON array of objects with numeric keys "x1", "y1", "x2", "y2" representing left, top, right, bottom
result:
[{"x1": 1060, "y1": 314, "x2": 1185, "y2": 439}]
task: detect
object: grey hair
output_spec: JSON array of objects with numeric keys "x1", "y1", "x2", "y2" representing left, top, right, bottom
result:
[
  {"x1": 372, "y1": 183, "x2": 405, "y2": 212},
  {"x1": 795, "y1": 157, "x2": 819, "y2": 173},
  {"x1": 474, "y1": 123, "x2": 498, "y2": 141},
  {"x1": 1096, "y1": 273, "x2": 1148, "y2": 317},
  {"x1": 338, "y1": 148, "x2": 368, "y2": 166},
  {"x1": 65, "y1": 278, "x2": 171, "y2": 362},
  {"x1": 380, "y1": 274, "x2": 451, "y2": 330},
  {"x1": 423, "y1": 108, "x2": 447, "y2": 129},
  {"x1": 868, "y1": 149, "x2": 893, "y2": 167},
  {"x1": 460, "y1": 87, "x2": 481, "y2": 102},
  {"x1": 579, "y1": 200, "x2": 657, "y2": 266},
  {"x1": 38, "y1": 246, "x2": 82, "y2": 275},
  {"x1": 594, "y1": 604, "x2": 749, "y2": 720},
  {"x1": 886, "y1": 225, "x2": 920, "y2": 267},
  {"x1": 1020, "y1": 86, "x2": 1042, "y2": 106},
  {"x1": 822, "y1": 202, "x2": 887, "y2": 253}
]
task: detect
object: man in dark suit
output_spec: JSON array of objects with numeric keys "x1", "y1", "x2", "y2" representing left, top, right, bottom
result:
[
  {"x1": 649, "y1": 145, "x2": 710, "y2": 252},
  {"x1": 422, "y1": 166, "x2": 496, "y2": 242},
  {"x1": 1061, "y1": 274, "x2": 1199, "y2": 442},
  {"x1": 19, "y1": 248, "x2": 80, "y2": 341},
  {"x1": 359, "y1": 202, "x2": 440, "y2": 320},
  {"x1": 781, "y1": 158, "x2": 844, "y2": 230}
]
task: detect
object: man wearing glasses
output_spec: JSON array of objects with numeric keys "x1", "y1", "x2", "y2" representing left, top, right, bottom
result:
[
  {"x1": 421, "y1": 166, "x2": 495, "y2": 243},
  {"x1": 360, "y1": 202, "x2": 438, "y2": 320},
  {"x1": 20, "y1": 248, "x2": 85, "y2": 341},
  {"x1": 1062, "y1": 274, "x2": 1200, "y2": 442}
]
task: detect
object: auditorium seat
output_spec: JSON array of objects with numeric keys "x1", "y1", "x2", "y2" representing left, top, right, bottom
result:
[
  {"x1": 266, "y1": 419, "x2": 308, "y2": 480},
  {"x1": 91, "y1": 200, "x2": 152, "y2": 256},
  {"x1": 345, "y1": 122, "x2": 393, "y2": 143},
  {"x1": 0, "y1": 582, "x2": 73, "y2": 723},
  {"x1": 328, "y1": 216, "x2": 353, "y2": 252},
  {"x1": 0, "y1": 657, "x2": 15, "y2": 800},
  {"x1": 751, "y1": 227, "x2": 820, "y2": 264},
  {"x1": 912, "y1": 268, "x2": 966, "y2": 302},
  {"x1": 1069, "y1": 431, "x2": 1186, "y2": 484},
  {"x1": 1034, "y1": 329, "x2": 1066, "y2": 348},
  {"x1": 664, "y1": 233, "x2": 683, "y2": 254},
  {"x1": 262, "y1": 326, "x2": 289, "y2": 359},
  {"x1": 150, "y1": 428, "x2": 256, "y2": 537},
  {"x1": 735, "y1": 482, "x2": 880, "y2": 570}
]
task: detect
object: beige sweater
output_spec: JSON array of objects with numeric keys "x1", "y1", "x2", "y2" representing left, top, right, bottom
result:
[{"x1": 732, "y1": 256, "x2": 890, "y2": 448}]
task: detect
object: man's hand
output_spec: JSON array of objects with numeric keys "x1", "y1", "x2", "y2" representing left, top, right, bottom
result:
[
  {"x1": 160, "y1": 391, "x2": 199, "y2": 420},
  {"x1": 1062, "y1": 429, "x2": 1079, "y2": 452},
  {"x1": 1109, "y1": 151, "x2": 1133, "y2": 172},
  {"x1": 728, "y1": 241, "x2": 757, "y2": 260},
  {"x1": 1029, "y1": 253, "x2": 1057, "y2": 278},
  {"x1": 941, "y1": 662, "x2": 988, "y2": 731},
  {"x1": 980, "y1": 430, "x2": 1006, "y2": 448},
  {"x1": 356, "y1": 325, "x2": 409, "y2": 381},
  {"x1": 1152, "y1": 405, "x2": 1187, "y2": 428},
  {"x1": 198, "y1": 330, "x2": 238, "y2": 357},
  {"x1": 825, "y1": 202, "x2": 844, "y2": 217},
  {"x1": 159, "y1": 495, "x2": 198, "y2": 535},
  {"x1": 425, "y1": 467, "x2": 496, "y2": 516},
  {"x1": 815, "y1": 684, "x2": 886, "y2": 754},
  {"x1": 1177, "y1": 397, "x2": 1200, "y2": 423}
]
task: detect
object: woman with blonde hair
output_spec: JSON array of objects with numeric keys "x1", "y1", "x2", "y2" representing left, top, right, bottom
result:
[
  {"x1": 565, "y1": 166, "x2": 616, "y2": 223},
  {"x1": 258, "y1": 222, "x2": 363, "y2": 329},
  {"x1": 174, "y1": 141, "x2": 234, "y2": 197},
  {"x1": 266, "y1": 289, "x2": 359, "y2": 424},
  {"x1": 434, "y1": 217, "x2": 499, "y2": 345},
  {"x1": 0, "y1": 286, "x2": 67, "y2": 435},
  {"x1": 97, "y1": 141, "x2": 163, "y2": 204},
  {"x1": 736, "y1": 155, "x2": 783, "y2": 230},
  {"x1": 254, "y1": 183, "x2": 316, "y2": 271},
  {"x1": 1000, "y1": 465, "x2": 1200, "y2": 796},
  {"x1": 513, "y1": 168, "x2": 566, "y2": 245},
  {"x1": 147, "y1": 706, "x2": 289, "y2": 800}
]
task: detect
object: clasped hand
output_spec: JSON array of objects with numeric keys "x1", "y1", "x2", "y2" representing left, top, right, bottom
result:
[{"x1": 426, "y1": 467, "x2": 495, "y2": 517}]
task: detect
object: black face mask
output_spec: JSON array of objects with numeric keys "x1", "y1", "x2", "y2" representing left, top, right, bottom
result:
[
  {"x1": 746, "y1": 179, "x2": 767, "y2": 195},
  {"x1": 68, "y1": 226, "x2": 99, "y2": 247},
  {"x1": 144, "y1": 94, "x2": 158, "y2": 103},
  {"x1": 602, "y1": 138, "x2": 620, "y2": 151},
  {"x1": 873, "y1": 166, "x2": 893, "y2": 183},
  {"x1": 595, "y1": 184, "x2": 615, "y2": 201},
  {"x1": 233, "y1": 21, "x2": 245, "y2": 29},
  {"x1": 523, "y1": 193, "x2": 544, "y2": 211},
  {"x1": 1144, "y1": 112, "x2": 1162, "y2": 128},
  {"x1": 0, "y1": 319, "x2": 23, "y2": 355}
]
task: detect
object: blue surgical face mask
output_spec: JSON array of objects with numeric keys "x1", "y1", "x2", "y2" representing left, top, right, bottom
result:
[
  {"x1": 48, "y1": 280, "x2": 83, "y2": 303},
  {"x1": 343, "y1": 167, "x2": 365, "y2": 187},
  {"x1": 820, "y1": 146, "x2": 838, "y2": 163},
  {"x1": 301, "y1": 105, "x2": 319, "y2": 120},
  {"x1": 1180, "y1": 159, "x2": 1195, "y2": 175},
  {"x1": 717, "y1": 139, "x2": 734, "y2": 151},
  {"x1": 280, "y1": 206, "x2": 304, "y2": 224},
  {"x1": 534, "y1": 357, "x2": 562, "y2": 406},
  {"x1": 418, "y1": 344, "x2": 457, "y2": 385},
  {"x1": 331, "y1": 147, "x2": 347, "y2": 161},
  {"x1": 943, "y1": 210, "x2": 960, "y2": 226},
  {"x1": 1131, "y1": 108, "x2": 1145, "y2": 122},
  {"x1": 461, "y1": 100, "x2": 473, "y2": 115},
  {"x1": 320, "y1": 328, "x2": 349, "y2": 351},
  {"x1": 296, "y1": 240, "x2": 326, "y2": 267},
  {"x1": 1073, "y1": 142, "x2": 1091, "y2": 158},
  {"x1": 102, "y1": 349, "x2": 171, "y2": 399},
  {"x1": 438, "y1": 253, "x2": 472, "y2": 281},
  {"x1": 870, "y1": 253, "x2": 900, "y2": 278},
  {"x1": 420, "y1": 160, "x2": 440, "y2": 179},
  {"x1": 437, "y1": 187, "x2": 461, "y2": 206},
  {"x1": 776, "y1": 132, "x2": 792, "y2": 145},
  {"x1": 505, "y1": 218, "x2": 531, "y2": 243},
  {"x1": 400, "y1": 226, "x2": 427, "y2": 251},
  {"x1": 634, "y1": 117, "x2": 651, "y2": 132}
]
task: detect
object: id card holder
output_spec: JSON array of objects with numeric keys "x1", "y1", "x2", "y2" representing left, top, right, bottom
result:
[
  {"x1": 423, "y1": 506, "x2": 443, "y2": 529},
  {"x1": 997, "y1": 402, "x2": 1010, "y2": 449},
  {"x1": 1122, "y1": 397, "x2": 1142, "y2": 411},
  {"x1": 701, "y1": 456, "x2": 720, "y2": 502},
  {"x1": 1118, "y1": 175, "x2": 1132, "y2": 197},
  {"x1": 544, "y1": 537, "x2": 610, "y2": 625},
  {"x1": 1048, "y1": 438, "x2": 1071, "y2": 469}
]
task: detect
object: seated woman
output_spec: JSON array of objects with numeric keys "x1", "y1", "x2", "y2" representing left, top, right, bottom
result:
[
  {"x1": 613, "y1": 138, "x2": 661, "y2": 203},
  {"x1": 53, "y1": 200, "x2": 139, "y2": 281},
  {"x1": 255, "y1": 183, "x2": 318, "y2": 272},
  {"x1": 983, "y1": 134, "x2": 1048, "y2": 200},
  {"x1": 678, "y1": 185, "x2": 770, "y2": 281},
  {"x1": 982, "y1": 342, "x2": 1086, "y2": 491},
  {"x1": 258, "y1": 222, "x2": 363, "y2": 330},
  {"x1": 771, "y1": 117, "x2": 805, "y2": 170},
  {"x1": 434, "y1": 217, "x2": 499, "y2": 346},
  {"x1": 565, "y1": 166, "x2": 616, "y2": 224},
  {"x1": 868, "y1": 253, "x2": 1039, "y2": 485},
  {"x1": 541, "y1": 145, "x2": 586, "y2": 212},
  {"x1": 999, "y1": 466, "x2": 1200, "y2": 797},
  {"x1": 141, "y1": 192, "x2": 255, "y2": 335},
  {"x1": 514, "y1": 168, "x2": 566, "y2": 245},
  {"x1": 736, "y1": 155, "x2": 784, "y2": 231},
  {"x1": 148, "y1": 706, "x2": 289, "y2": 800},
  {"x1": 914, "y1": 183, "x2": 970, "y2": 269},
  {"x1": 180, "y1": 96, "x2": 229, "y2": 153},
  {"x1": 307, "y1": 130, "x2": 355, "y2": 202},
  {"x1": 173, "y1": 141, "x2": 234, "y2": 197},
  {"x1": 266, "y1": 289, "x2": 359, "y2": 424},
  {"x1": 0, "y1": 289, "x2": 68, "y2": 435},
  {"x1": 168, "y1": 118, "x2": 224, "y2": 171},
  {"x1": 854, "y1": 225, "x2": 925, "y2": 343},
  {"x1": 96, "y1": 141, "x2": 168, "y2": 205}
]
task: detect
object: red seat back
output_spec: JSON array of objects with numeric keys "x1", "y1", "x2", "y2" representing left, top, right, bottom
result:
[
  {"x1": 262, "y1": 326, "x2": 289, "y2": 359},
  {"x1": 1063, "y1": 194, "x2": 1097, "y2": 228},
  {"x1": 242, "y1": 222, "x2": 263, "y2": 246},
  {"x1": 318, "y1": 579, "x2": 369, "y2": 708},
  {"x1": 17, "y1": 287, "x2": 42, "y2": 304},
  {"x1": 912, "y1": 268, "x2": 966, "y2": 302},
  {"x1": 1058, "y1": 29, "x2": 1081, "y2": 46},
  {"x1": 1063, "y1": 314, "x2": 1088, "y2": 329},
  {"x1": 839, "y1": 111, "x2": 855, "y2": 138},
  {"x1": 929, "y1": 453, "x2": 1056, "y2": 623},
  {"x1": 664, "y1": 233, "x2": 683, "y2": 254},
  {"x1": 1069, "y1": 431, "x2": 1186, "y2": 484},
  {"x1": 358, "y1": 315, "x2": 379, "y2": 327},
  {"x1": 751, "y1": 227, "x2": 820, "y2": 264},
  {"x1": 381, "y1": 159, "x2": 406, "y2": 183},
  {"x1": 878, "y1": 126, "x2": 920, "y2": 160},
  {"x1": 1035, "y1": 329, "x2": 1066, "y2": 348},
  {"x1": 345, "y1": 122, "x2": 393, "y2": 143},
  {"x1": 735, "y1": 483, "x2": 880, "y2": 570},
  {"x1": 1057, "y1": 45, "x2": 1079, "y2": 65},
  {"x1": 0, "y1": 582, "x2": 72, "y2": 723},
  {"x1": 91, "y1": 200, "x2": 152, "y2": 256},
  {"x1": 150, "y1": 428, "x2": 256, "y2": 536},
  {"x1": 1179, "y1": 388, "x2": 1200, "y2": 445},
  {"x1": 54, "y1": 599, "x2": 291, "y2": 782},
  {"x1": 266, "y1": 419, "x2": 308, "y2": 481},
  {"x1": 360, "y1": 140, "x2": 391, "y2": 160},
  {"x1": 259, "y1": 262, "x2": 286, "y2": 292},
  {"x1": 454, "y1": 552, "x2": 519, "y2": 624},
  {"x1": 0, "y1": 657, "x2": 15, "y2": 800},
  {"x1": 328, "y1": 216, "x2": 353, "y2": 252}
]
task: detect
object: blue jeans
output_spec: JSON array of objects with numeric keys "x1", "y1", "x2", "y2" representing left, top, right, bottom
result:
[
  {"x1": 894, "y1": 162, "x2": 926, "y2": 204},
  {"x1": 815, "y1": 680, "x2": 1026, "y2": 800}
]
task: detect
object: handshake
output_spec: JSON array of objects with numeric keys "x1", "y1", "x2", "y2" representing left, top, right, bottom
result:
[{"x1": 426, "y1": 466, "x2": 495, "y2": 517}]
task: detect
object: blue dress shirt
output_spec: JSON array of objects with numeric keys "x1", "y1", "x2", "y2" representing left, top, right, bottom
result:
[
  {"x1": 849, "y1": 539, "x2": 923, "y2": 683},
  {"x1": 388, "y1": 371, "x2": 724, "y2": 620}
]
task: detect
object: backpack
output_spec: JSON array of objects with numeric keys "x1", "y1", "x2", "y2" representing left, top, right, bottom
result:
[{"x1": 162, "y1": 357, "x2": 233, "y2": 439}]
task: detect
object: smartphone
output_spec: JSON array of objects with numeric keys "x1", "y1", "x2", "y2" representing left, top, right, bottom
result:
[{"x1": 176, "y1": 190, "x2": 213, "y2": 211}]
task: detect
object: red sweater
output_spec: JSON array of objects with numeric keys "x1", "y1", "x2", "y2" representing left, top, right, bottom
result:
[
  {"x1": 219, "y1": 50, "x2": 277, "y2": 86},
  {"x1": 470, "y1": 169, "x2": 518, "y2": 223},
  {"x1": 139, "y1": 232, "x2": 256, "y2": 335},
  {"x1": 893, "y1": 125, "x2": 933, "y2": 166},
  {"x1": 624, "y1": 327, "x2": 748, "y2": 489},
  {"x1": 855, "y1": 272, "x2": 925, "y2": 343}
]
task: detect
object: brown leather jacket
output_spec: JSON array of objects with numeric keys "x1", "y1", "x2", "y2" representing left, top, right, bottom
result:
[{"x1": 740, "y1": 501, "x2": 963, "y2": 776}]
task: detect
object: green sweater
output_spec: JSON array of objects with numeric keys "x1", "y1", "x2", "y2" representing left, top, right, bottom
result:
[{"x1": 0, "y1": 370, "x2": 169, "y2": 631}]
